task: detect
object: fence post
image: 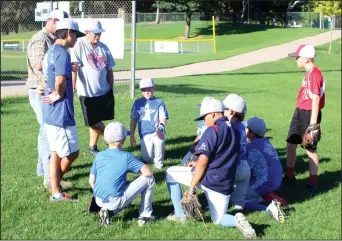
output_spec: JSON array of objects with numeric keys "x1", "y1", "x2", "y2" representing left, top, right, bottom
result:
[
  {"x1": 212, "y1": 16, "x2": 216, "y2": 53},
  {"x1": 180, "y1": 42, "x2": 183, "y2": 54},
  {"x1": 1, "y1": 41, "x2": 3, "y2": 52},
  {"x1": 319, "y1": 12, "x2": 322, "y2": 29},
  {"x1": 150, "y1": 40, "x2": 152, "y2": 54},
  {"x1": 197, "y1": 41, "x2": 199, "y2": 53},
  {"x1": 131, "y1": 1, "x2": 136, "y2": 99},
  {"x1": 22, "y1": 40, "x2": 25, "y2": 52}
]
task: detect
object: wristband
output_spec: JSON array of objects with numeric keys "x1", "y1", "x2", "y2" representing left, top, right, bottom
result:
[
  {"x1": 158, "y1": 123, "x2": 165, "y2": 132},
  {"x1": 189, "y1": 188, "x2": 196, "y2": 194}
]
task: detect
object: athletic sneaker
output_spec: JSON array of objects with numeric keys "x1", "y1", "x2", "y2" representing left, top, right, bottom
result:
[
  {"x1": 99, "y1": 208, "x2": 110, "y2": 226},
  {"x1": 50, "y1": 192, "x2": 72, "y2": 202},
  {"x1": 235, "y1": 213, "x2": 256, "y2": 239},
  {"x1": 306, "y1": 183, "x2": 317, "y2": 197},
  {"x1": 282, "y1": 175, "x2": 297, "y2": 186},
  {"x1": 88, "y1": 145, "x2": 100, "y2": 155},
  {"x1": 166, "y1": 212, "x2": 187, "y2": 223},
  {"x1": 266, "y1": 200, "x2": 285, "y2": 224},
  {"x1": 137, "y1": 215, "x2": 156, "y2": 226}
]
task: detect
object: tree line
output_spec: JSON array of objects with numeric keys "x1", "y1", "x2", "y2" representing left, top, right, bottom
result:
[{"x1": 1, "y1": 0, "x2": 340, "y2": 38}]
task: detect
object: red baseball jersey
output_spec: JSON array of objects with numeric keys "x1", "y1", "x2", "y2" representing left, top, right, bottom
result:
[{"x1": 297, "y1": 67, "x2": 325, "y2": 110}]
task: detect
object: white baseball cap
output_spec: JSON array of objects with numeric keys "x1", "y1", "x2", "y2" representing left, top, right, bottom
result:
[
  {"x1": 223, "y1": 94, "x2": 247, "y2": 114},
  {"x1": 194, "y1": 97, "x2": 224, "y2": 121},
  {"x1": 86, "y1": 19, "x2": 105, "y2": 34},
  {"x1": 247, "y1": 117, "x2": 267, "y2": 137},
  {"x1": 197, "y1": 96, "x2": 214, "y2": 107},
  {"x1": 139, "y1": 77, "x2": 155, "y2": 89},
  {"x1": 48, "y1": 9, "x2": 69, "y2": 20},
  {"x1": 104, "y1": 122, "x2": 131, "y2": 143},
  {"x1": 56, "y1": 19, "x2": 85, "y2": 38},
  {"x1": 288, "y1": 44, "x2": 316, "y2": 58}
]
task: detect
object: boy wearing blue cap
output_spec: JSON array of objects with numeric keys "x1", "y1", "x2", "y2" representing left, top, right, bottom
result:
[{"x1": 243, "y1": 117, "x2": 286, "y2": 223}]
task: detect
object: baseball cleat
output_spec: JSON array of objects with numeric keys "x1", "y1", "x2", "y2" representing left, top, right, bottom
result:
[
  {"x1": 266, "y1": 200, "x2": 285, "y2": 224},
  {"x1": 166, "y1": 212, "x2": 187, "y2": 223},
  {"x1": 235, "y1": 213, "x2": 256, "y2": 239},
  {"x1": 138, "y1": 215, "x2": 156, "y2": 226},
  {"x1": 99, "y1": 208, "x2": 110, "y2": 226}
]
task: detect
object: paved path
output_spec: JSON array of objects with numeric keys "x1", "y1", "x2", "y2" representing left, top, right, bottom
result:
[{"x1": 1, "y1": 30, "x2": 340, "y2": 98}]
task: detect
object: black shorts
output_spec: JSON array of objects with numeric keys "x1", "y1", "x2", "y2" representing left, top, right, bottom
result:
[
  {"x1": 286, "y1": 107, "x2": 322, "y2": 148},
  {"x1": 79, "y1": 90, "x2": 115, "y2": 126}
]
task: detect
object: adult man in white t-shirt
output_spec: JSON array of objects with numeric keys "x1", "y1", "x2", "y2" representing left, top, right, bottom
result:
[{"x1": 71, "y1": 19, "x2": 116, "y2": 155}]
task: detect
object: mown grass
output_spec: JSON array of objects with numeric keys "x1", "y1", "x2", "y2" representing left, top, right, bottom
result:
[{"x1": 1, "y1": 40, "x2": 340, "y2": 240}]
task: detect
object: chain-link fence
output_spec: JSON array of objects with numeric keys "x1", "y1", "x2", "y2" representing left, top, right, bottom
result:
[
  {"x1": 1, "y1": 1, "x2": 135, "y2": 99},
  {"x1": 136, "y1": 12, "x2": 210, "y2": 23}
]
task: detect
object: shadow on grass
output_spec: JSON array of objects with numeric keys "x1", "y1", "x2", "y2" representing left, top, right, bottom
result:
[
  {"x1": 277, "y1": 170, "x2": 341, "y2": 206},
  {"x1": 196, "y1": 22, "x2": 273, "y2": 36},
  {"x1": 156, "y1": 84, "x2": 271, "y2": 96},
  {"x1": 189, "y1": 69, "x2": 341, "y2": 77},
  {"x1": 156, "y1": 84, "x2": 227, "y2": 96},
  {"x1": 276, "y1": 147, "x2": 331, "y2": 175},
  {"x1": 69, "y1": 162, "x2": 93, "y2": 171},
  {"x1": 1, "y1": 70, "x2": 27, "y2": 81}
]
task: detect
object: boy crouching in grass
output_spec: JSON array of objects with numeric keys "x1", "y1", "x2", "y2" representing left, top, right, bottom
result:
[{"x1": 89, "y1": 122, "x2": 155, "y2": 226}]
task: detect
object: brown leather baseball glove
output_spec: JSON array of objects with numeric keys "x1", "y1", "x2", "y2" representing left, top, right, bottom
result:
[
  {"x1": 181, "y1": 191, "x2": 204, "y2": 220},
  {"x1": 301, "y1": 123, "x2": 321, "y2": 150}
]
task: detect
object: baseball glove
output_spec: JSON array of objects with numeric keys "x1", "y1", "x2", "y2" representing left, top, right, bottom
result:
[
  {"x1": 181, "y1": 192, "x2": 204, "y2": 220},
  {"x1": 301, "y1": 124, "x2": 321, "y2": 150}
]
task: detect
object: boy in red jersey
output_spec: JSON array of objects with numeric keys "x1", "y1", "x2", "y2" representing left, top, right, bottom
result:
[{"x1": 284, "y1": 44, "x2": 326, "y2": 196}]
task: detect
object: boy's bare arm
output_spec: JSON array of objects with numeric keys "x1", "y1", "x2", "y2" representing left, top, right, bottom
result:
[
  {"x1": 130, "y1": 119, "x2": 137, "y2": 148},
  {"x1": 140, "y1": 164, "x2": 153, "y2": 177},
  {"x1": 189, "y1": 154, "x2": 208, "y2": 190},
  {"x1": 89, "y1": 174, "x2": 96, "y2": 189},
  {"x1": 310, "y1": 94, "x2": 320, "y2": 124},
  {"x1": 72, "y1": 71, "x2": 77, "y2": 93}
]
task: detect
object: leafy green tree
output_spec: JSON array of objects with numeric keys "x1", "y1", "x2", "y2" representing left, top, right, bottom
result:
[
  {"x1": 1, "y1": 1, "x2": 37, "y2": 35},
  {"x1": 153, "y1": 0, "x2": 200, "y2": 39},
  {"x1": 314, "y1": 1, "x2": 341, "y2": 53}
]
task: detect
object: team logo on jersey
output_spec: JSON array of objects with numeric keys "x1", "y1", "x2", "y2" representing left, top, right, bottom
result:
[
  {"x1": 137, "y1": 106, "x2": 156, "y2": 121},
  {"x1": 198, "y1": 143, "x2": 207, "y2": 151},
  {"x1": 87, "y1": 49, "x2": 106, "y2": 70}
]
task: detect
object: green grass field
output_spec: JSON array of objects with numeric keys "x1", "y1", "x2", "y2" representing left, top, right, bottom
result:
[
  {"x1": 1, "y1": 40, "x2": 341, "y2": 239},
  {"x1": 1, "y1": 21, "x2": 324, "y2": 80}
]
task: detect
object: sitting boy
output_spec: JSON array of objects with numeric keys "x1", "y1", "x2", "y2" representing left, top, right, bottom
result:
[
  {"x1": 165, "y1": 97, "x2": 256, "y2": 239},
  {"x1": 222, "y1": 94, "x2": 251, "y2": 210},
  {"x1": 130, "y1": 78, "x2": 169, "y2": 169},
  {"x1": 89, "y1": 122, "x2": 155, "y2": 226},
  {"x1": 244, "y1": 117, "x2": 286, "y2": 223}
]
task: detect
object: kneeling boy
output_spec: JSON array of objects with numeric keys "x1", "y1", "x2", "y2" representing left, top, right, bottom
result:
[{"x1": 89, "y1": 122, "x2": 155, "y2": 226}]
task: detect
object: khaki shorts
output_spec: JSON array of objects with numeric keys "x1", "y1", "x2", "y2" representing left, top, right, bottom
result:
[{"x1": 44, "y1": 124, "x2": 79, "y2": 158}]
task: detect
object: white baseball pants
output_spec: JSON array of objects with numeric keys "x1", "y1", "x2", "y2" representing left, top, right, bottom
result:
[
  {"x1": 140, "y1": 132, "x2": 165, "y2": 168},
  {"x1": 230, "y1": 160, "x2": 251, "y2": 209},
  {"x1": 165, "y1": 166, "x2": 230, "y2": 224}
]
